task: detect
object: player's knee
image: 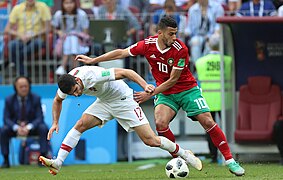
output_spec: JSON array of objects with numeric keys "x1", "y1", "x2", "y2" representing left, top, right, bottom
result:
[
  {"x1": 155, "y1": 120, "x2": 168, "y2": 130},
  {"x1": 74, "y1": 119, "x2": 87, "y2": 132},
  {"x1": 197, "y1": 113, "x2": 216, "y2": 129}
]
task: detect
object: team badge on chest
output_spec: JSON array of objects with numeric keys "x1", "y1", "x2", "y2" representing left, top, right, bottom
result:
[{"x1": 167, "y1": 58, "x2": 174, "y2": 66}]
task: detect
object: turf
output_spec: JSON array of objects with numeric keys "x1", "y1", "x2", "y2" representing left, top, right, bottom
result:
[{"x1": 0, "y1": 159, "x2": 282, "y2": 180}]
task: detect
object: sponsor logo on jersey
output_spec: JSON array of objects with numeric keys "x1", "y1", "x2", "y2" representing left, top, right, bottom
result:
[
  {"x1": 167, "y1": 58, "x2": 174, "y2": 66},
  {"x1": 150, "y1": 54, "x2": 156, "y2": 58},
  {"x1": 178, "y1": 59, "x2": 185, "y2": 67},
  {"x1": 101, "y1": 70, "x2": 110, "y2": 77}
]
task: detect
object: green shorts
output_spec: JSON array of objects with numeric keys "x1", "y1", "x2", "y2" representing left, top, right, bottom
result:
[{"x1": 154, "y1": 86, "x2": 210, "y2": 119}]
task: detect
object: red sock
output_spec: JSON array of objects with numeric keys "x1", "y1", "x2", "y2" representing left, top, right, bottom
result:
[
  {"x1": 157, "y1": 127, "x2": 177, "y2": 158},
  {"x1": 61, "y1": 143, "x2": 73, "y2": 152},
  {"x1": 207, "y1": 124, "x2": 232, "y2": 160}
]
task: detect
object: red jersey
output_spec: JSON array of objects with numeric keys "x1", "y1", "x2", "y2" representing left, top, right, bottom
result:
[{"x1": 129, "y1": 35, "x2": 197, "y2": 95}]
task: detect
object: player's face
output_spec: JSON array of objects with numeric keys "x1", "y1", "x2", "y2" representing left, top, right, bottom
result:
[
  {"x1": 161, "y1": 27, "x2": 178, "y2": 47},
  {"x1": 68, "y1": 80, "x2": 83, "y2": 97}
]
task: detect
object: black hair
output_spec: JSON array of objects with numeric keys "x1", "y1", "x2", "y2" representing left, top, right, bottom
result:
[
  {"x1": 58, "y1": 74, "x2": 76, "y2": 94},
  {"x1": 13, "y1": 76, "x2": 31, "y2": 93},
  {"x1": 157, "y1": 15, "x2": 177, "y2": 31}
]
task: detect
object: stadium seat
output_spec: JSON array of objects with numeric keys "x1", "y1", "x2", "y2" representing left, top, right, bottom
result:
[{"x1": 235, "y1": 76, "x2": 282, "y2": 143}]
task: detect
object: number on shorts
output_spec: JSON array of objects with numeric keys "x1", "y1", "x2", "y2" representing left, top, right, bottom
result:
[
  {"x1": 194, "y1": 98, "x2": 208, "y2": 109},
  {"x1": 134, "y1": 107, "x2": 143, "y2": 121}
]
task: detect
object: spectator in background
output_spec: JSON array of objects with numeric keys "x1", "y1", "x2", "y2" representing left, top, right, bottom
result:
[
  {"x1": 52, "y1": 0, "x2": 90, "y2": 75},
  {"x1": 95, "y1": 0, "x2": 141, "y2": 47},
  {"x1": 227, "y1": 0, "x2": 241, "y2": 15},
  {"x1": 4, "y1": 0, "x2": 51, "y2": 75},
  {"x1": 0, "y1": 76, "x2": 49, "y2": 168},
  {"x1": 195, "y1": 34, "x2": 232, "y2": 163},
  {"x1": 129, "y1": 0, "x2": 150, "y2": 27},
  {"x1": 236, "y1": 0, "x2": 277, "y2": 16},
  {"x1": 149, "y1": 0, "x2": 181, "y2": 36},
  {"x1": 185, "y1": 0, "x2": 224, "y2": 73},
  {"x1": 150, "y1": 0, "x2": 190, "y2": 9}
]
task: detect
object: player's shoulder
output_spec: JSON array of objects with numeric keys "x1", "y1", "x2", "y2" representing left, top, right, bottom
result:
[
  {"x1": 144, "y1": 35, "x2": 158, "y2": 45},
  {"x1": 172, "y1": 39, "x2": 188, "y2": 52},
  {"x1": 68, "y1": 66, "x2": 99, "y2": 76}
]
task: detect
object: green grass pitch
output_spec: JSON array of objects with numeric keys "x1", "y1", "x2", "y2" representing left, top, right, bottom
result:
[{"x1": 0, "y1": 159, "x2": 282, "y2": 179}]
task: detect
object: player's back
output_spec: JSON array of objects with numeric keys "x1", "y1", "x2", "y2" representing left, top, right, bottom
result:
[{"x1": 69, "y1": 66, "x2": 133, "y2": 101}]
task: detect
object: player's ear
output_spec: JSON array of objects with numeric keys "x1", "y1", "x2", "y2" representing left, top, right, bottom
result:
[
  {"x1": 157, "y1": 29, "x2": 162, "y2": 35},
  {"x1": 75, "y1": 77, "x2": 81, "y2": 84}
]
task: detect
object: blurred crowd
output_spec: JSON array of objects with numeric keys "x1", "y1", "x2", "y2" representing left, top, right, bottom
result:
[{"x1": 0, "y1": 0, "x2": 283, "y2": 80}]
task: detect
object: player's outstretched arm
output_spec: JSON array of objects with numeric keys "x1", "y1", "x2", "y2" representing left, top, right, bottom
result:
[
  {"x1": 114, "y1": 68, "x2": 155, "y2": 93},
  {"x1": 49, "y1": 93, "x2": 64, "y2": 140},
  {"x1": 76, "y1": 48, "x2": 130, "y2": 64}
]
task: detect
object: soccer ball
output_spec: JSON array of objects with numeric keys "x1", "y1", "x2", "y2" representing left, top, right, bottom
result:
[{"x1": 165, "y1": 158, "x2": 189, "y2": 178}]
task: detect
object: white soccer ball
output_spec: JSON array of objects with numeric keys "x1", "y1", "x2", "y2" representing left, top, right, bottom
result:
[{"x1": 165, "y1": 157, "x2": 189, "y2": 178}]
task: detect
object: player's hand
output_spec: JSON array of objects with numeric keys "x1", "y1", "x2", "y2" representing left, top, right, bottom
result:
[
  {"x1": 134, "y1": 91, "x2": 152, "y2": 104},
  {"x1": 145, "y1": 84, "x2": 155, "y2": 94},
  {"x1": 75, "y1": 55, "x2": 94, "y2": 64},
  {"x1": 47, "y1": 124, "x2": 59, "y2": 140}
]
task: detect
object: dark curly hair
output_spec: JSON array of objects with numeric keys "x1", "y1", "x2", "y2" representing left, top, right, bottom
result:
[
  {"x1": 157, "y1": 15, "x2": 177, "y2": 30},
  {"x1": 58, "y1": 74, "x2": 76, "y2": 94}
]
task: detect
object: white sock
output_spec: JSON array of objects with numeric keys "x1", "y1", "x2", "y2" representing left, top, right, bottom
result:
[
  {"x1": 225, "y1": 158, "x2": 235, "y2": 165},
  {"x1": 159, "y1": 136, "x2": 185, "y2": 157},
  {"x1": 56, "y1": 128, "x2": 82, "y2": 165}
]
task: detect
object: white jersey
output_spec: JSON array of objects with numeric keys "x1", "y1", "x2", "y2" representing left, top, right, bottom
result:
[{"x1": 57, "y1": 66, "x2": 133, "y2": 101}]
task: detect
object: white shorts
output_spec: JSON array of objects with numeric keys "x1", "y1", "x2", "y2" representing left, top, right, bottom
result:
[{"x1": 83, "y1": 95, "x2": 149, "y2": 132}]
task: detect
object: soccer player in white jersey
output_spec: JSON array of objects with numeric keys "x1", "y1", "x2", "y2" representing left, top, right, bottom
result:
[{"x1": 39, "y1": 66, "x2": 202, "y2": 175}]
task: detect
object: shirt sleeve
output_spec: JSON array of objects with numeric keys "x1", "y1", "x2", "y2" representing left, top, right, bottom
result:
[
  {"x1": 57, "y1": 88, "x2": 67, "y2": 99},
  {"x1": 8, "y1": 5, "x2": 19, "y2": 24},
  {"x1": 40, "y1": 3, "x2": 52, "y2": 21},
  {"x1": 94, "y1": 68, "x2": 116, "y2": 82},
  {"x1": 51, "y1": 11, "x2": 61, "y2": 27},
  {"x1": 79, "y1": 9, "x2": 89, "y2": 29},
  {"x1": 173, "y1": 48, "x2": 189, "y2": 70},
  {"x1": 128, "y1": 40, "x2": 145, "y2": 56}
]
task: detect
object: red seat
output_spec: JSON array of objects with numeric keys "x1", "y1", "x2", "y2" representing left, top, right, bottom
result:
[{"x1": 235, "y1": 76, "x2": 282, "y2": 143}]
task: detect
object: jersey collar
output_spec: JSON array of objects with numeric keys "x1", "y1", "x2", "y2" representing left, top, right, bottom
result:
[{"x1": 156, "y1": 40, "x2": 171, "y2": 54}]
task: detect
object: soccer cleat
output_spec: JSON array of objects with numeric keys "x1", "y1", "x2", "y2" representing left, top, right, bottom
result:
[
  {"x1": 183, "y1": 150, "x2": 203, "y2": 171},
  {"x1": 227, "y1": 161, "x2": 245, "y2": 176},
  {"x1": 39, "y1": 156, "x2": 60, "y2": 175}
]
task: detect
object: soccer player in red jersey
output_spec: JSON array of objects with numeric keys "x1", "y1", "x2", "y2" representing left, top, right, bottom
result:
[{"x1": 76, "y1": 16, "x2": 245, "y2": 176}]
